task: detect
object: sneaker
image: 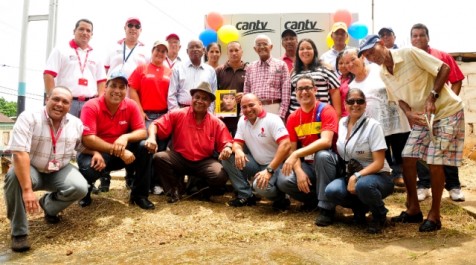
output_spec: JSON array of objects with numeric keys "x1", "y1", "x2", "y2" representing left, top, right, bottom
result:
[
  {"x1": 152, "y1": 186, "x2": 164, "y2": 195},
  {"x1": 417, "y1": 188, "x2": 431, "y2": 201},
  {"x1": 272, "y1": 197, "x2": 291, "y2": 211},
  {"x1": 226, "y1": 195, "x2": 258, "y2": 207},
  {"x1": 449, "y1": 188, "x2": 465, "y2": 202},
  {"x1": 315, "y1": 208, "x2": 335, "y2": 227},
  {"x1": 11, "y1": 235, "x2": 31, "y2": 252}
]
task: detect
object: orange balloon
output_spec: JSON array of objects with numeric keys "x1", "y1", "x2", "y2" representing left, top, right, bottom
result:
[
  {"x1": 206, "y1": 12, "x2": 224, "y2": 31},
  {"x1": 333, "y1": 9, "x2": 352, "y2": 26}
]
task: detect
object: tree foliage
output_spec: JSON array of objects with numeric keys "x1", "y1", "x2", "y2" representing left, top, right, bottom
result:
[{"x1": 0, "y1": 97, "x2": 17, "y2": 117}]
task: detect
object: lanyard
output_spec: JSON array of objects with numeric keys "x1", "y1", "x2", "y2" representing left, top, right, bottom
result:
[
  {"x1": 344, "y1": 117, "x2": 367, "y2": 162},
  {"x1": 166, "y1": 57, "x2": 175, "y2": 69},
  {"x1": 74, "y1": 48, "x2": 90, "y2": 75},
  {"x1": 45, "y1": 111, "x2": 63, "y2": 155},
  {"x1": 123, "y1": 42, "x2": 137, "y2": 63}
]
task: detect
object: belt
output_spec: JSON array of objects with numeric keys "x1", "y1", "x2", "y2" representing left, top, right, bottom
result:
[
  {"x1": 144, "y1": 110, "x2": 168, "y2": 114},
  {"x1": 261, "y1": 99, "x2": 281, "y2": 105},
  {"x1": 179, "y1": 103, "x2": 190, "y2": 108},
  {"x1": 73, "y1": 96, "x2": 95, "y2": 101}
]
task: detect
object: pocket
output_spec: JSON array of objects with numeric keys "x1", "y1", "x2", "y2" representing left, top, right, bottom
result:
[{"x1": 437, "y1": 126, "x2": 456, "y2": 152}]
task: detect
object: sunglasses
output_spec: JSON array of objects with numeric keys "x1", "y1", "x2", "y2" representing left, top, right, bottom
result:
[
  {"x1": 127, "y1": 23, "x2": 141, "y2": 29},
  {"x1": 346, "y1": 98, "x2": 366, "y2": 105}
]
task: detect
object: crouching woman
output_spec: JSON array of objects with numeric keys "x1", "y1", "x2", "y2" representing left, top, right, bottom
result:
[{"x1": 325, "y1": 88, "x2": 394, "y2": 233}]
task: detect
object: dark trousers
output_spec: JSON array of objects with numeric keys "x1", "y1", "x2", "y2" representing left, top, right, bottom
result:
[
  {"x1": 417, "y1": 162, "x2": 461, "y2": 191},
  {"x1": 77, "y1": 141, "x2": 151, "y2": 198},
  {"x1": 153, "y1": 150, "x2": 228, "y2": 195}
]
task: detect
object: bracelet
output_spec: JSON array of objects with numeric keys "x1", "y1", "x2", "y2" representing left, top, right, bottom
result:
[{"x1": 353, "y1": 172, "x2": 362, "y2": 181}]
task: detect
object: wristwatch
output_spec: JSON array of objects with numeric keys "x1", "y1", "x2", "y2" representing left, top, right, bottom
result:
[
  {"x1": 431, "y1": 90, "x2": 439, "y2": 99},
  {"x1": 353, "y1": 172, "x2": 362, "y2": 181},
  {"x1": 266, "y1": 166, "x2": 275, "y2": 174}
]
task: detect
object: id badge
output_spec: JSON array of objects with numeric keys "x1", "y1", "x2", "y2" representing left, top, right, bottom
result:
[
  {"x1": 78, "y1": 78, "x2": 88, "y2": 86},
  {"x1": 48, "y1": 160, "x2": 60, "y2": 171}
]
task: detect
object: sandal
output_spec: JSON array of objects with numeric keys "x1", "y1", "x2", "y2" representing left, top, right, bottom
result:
[{"x1": 390, "y1": 211, "x2": 423, "y2": 223}]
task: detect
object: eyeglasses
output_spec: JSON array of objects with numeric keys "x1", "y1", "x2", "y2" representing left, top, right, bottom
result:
[
  {"x1": 296, "y1": 86, "x2": 314, "y2": 92},
  {"x1": 346, "y1": 98, "x2": 366, "y2": 105},
  {"x1": 127, "y1": 23, "x2": 141, "y2": 29}
]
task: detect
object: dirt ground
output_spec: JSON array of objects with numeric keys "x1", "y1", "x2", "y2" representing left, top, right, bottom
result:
[{"x1": 1, "y1": 159, "x2": 476, "y2": 265}]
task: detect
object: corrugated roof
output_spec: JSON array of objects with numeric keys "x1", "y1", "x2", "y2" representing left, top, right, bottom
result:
[{"x1": 0, "y1": 113, "x2": 15, "y2": 123}]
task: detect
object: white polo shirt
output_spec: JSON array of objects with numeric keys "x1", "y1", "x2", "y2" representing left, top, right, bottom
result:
[
  {"x1": 104, "y1": 39, "x2": 150, "y2": 78},
  {"x1": 44, "y1": 39, "x2": 107, "y2": 98},
  {"x1": 234, "y1": 111, "x2": 289, "y2": 165}
]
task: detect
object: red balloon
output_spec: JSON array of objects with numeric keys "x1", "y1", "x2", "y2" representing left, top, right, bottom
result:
[
  {"x1": 206, "y1": 12, "x2": 224, "y2": 31},
  {"x1": 333, "y1": 9, "x2": 352, "y2": 26}
]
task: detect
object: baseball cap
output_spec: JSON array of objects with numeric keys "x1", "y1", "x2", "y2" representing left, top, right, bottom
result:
[
  {"x1": 281, "y1": 29, "x2": 297, "y2": 38},
  {"x1": 166, "y1": 33, "x2": 180, "y2": 41},
  {"x1": 190, "y1": 82, "x2": 216, "y2": 101},
  {"x1": 153, "y1": 40, "x2": 168, "y2": 52},
  {"x1": 358, "y1": 34, "x2": 381, "y2": 57},
  {"x1": 107, "y1": 71, "x2": 128, "y2": 85},
  {"x1": 331, "y1": 22, "x2": 348, "y2": 33},
  {"x1": 378, "y1": 27, "x2": 394, "y2": 36},
  {"x1": 125, "y1": 17, "x2": 141, "y2": 25}
]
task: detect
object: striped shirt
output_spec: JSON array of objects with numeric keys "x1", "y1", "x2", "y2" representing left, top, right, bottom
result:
[
  {"x1": 7, "y1": 109, "x2": 84, "y2": 173},
  {"x1": 244, "y1": 57, "x2": 291, "y2": 118},
  {"x1": 288, "y1": 68, "x2": 340, "y2": 114}
]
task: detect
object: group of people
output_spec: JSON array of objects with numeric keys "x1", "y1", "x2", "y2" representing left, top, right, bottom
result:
[{"x1": 4, "y1": 17, "x2": 465, "y2": 252}]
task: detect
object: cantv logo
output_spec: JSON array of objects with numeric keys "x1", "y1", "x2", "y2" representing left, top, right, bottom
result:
[
  {"x1": 235, "y1": 19, "x2": 324, "y2": 37},
  {"x1": 236, "y1": 20, "x2": 274, "y2": 36}
]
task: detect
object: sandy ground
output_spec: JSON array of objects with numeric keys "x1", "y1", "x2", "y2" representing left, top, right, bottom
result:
[{"x1": 1, "y1": 159, "x2": 476, "y2": 265}]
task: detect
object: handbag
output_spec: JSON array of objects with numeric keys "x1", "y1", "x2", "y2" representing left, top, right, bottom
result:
[{"x1": 345, "y1": 158, "x2": 364, "y2": 182}]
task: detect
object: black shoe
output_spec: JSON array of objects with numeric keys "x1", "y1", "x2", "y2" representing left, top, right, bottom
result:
[
  {"x1": 11, "y1": 235, "x2": 30, "y2": 252},
  {"x1": 315, "y1": 208, "x2": 335, "y2": 227},
  {"x1": 272, "y1": 197, "x2": 291, "y2": 211},
  {"x1": 419, "y1": 219, "x2": 442, "y2": 232},
  {"x1": 299, "y1": 201, "x2": 319, "y2": 212},
  {"x1": 367, "y1": 215, "x2": 387, "y2": 234},
  {"x1": 390, "y1": 211, "x2": 423, "y2": 223},
  {"x1": 91, "y1": 184, "x2": 100, "y2": 195},
  {"x1": 226, "y1": 194, "x2": 258, "y2": 207},
  {"x1": 99, "y1": 176, "x2": 111, "y2": 192},
  {"x1": 130, "y1": 197, "x2": 155, "y2": 210},
  {"x1": 167, "y1": 189, "x2": 181, "y2": 204},
  {"x1": 39, "y1": 194, "x2": 61, "y2": 224},
  {"x1": 79, "y1": 191, "x2": 92, "y2": 207}
]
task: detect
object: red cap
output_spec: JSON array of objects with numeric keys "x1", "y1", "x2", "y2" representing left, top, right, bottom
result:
[
  {"x1": 126, "y1": 17, "x2": 141, "y2": 25},
  {"x1": 166, "y1": 33, "x2": 180, "y2": 41}
]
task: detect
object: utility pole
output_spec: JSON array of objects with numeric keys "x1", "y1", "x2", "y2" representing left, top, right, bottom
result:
[{"x1": 17, "y1": 0, "x2": 58, "y2": 115}]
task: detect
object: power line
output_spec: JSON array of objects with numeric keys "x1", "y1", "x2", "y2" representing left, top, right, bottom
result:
[
  {"x1": 142, "y1": 0, "x2": 196, "y2": 34},
  {"x1": 1, "y1": 63, "x2": 43, "y2": 72},
  {"x1": 0, "y1": 91, "x2": 43, "y2": 101},
  {"x1": 0, "y1": 85, "x2": 44, "y2": 97}
]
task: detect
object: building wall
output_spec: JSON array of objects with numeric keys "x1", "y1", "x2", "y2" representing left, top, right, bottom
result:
[{"x1": 459, "y1": 61, "x2": 476, "y2": 159}]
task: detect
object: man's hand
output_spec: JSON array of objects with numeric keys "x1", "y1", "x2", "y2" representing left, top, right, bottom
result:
[
  {"x1": 22, "y1": 190, "x2": 40, "y2": 214},
  {"x1": 145, "y1": 136, "x2": 158, "y2": 154},
  {"x1": 405, "y1": 110, "x2": 428, "y2": 127},
  {"x1": 111, "y1": 135, "x2": 129, "y2": 157},
  {"x1": 424, "y1": 97, "x2": 436, "y2": 118},
  {"x1": 282, "y1": 153, "x2": 298, "y2": 176},
  {"x1": 296, "y1": 170, "x2": 312, "y2": 193},
  {"x1": 90, "y1": 151, "x2": 105, "y2": 171},
  {"x1": 234, "y1": 149, "x2": 248, "y2": 170},
  {"x1": 255, "y1": 170, "x2": 271, "y2": 190},
  {"x1": 120, "y1": 149, "x2": 136, "y2": 164},
  {"x1": 218, "y1": 146, "x2": 232, "y2": 161}
]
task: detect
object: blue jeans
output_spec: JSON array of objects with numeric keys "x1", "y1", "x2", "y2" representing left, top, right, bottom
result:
[
  {"x1": 416, "y1": 161, "x2": 461, "y2": 190},
  {"x1": 277, "y1": 149, "x2": 338, "y2": 211},
  {"x1": 4, "y1": 164, "x2": 88, "y2": 236},
  {"x1": 222, "y1": 153, "x2": 284, "y2": 201},
  {"x1": 325, "y1": 173, "x2": 394, "y2": 217}
]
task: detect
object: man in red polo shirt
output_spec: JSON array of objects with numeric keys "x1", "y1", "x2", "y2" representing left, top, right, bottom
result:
[
  {"x1": 77, "y1": 71, "x2": 154, "y2": 210},
  {"x1": 145, "y1": 82, "x2": 233, "y2": 203}
]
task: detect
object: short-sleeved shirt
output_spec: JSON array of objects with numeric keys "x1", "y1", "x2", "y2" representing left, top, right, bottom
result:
[
  {"x1": 7, "y1": 108, "x2": 84, "y2": 173},
  {"x1": 381, "y1": 47, "x2": 463, "y2": 121},
  {"x1": 81, "y1": 96, "x2": 145, "y2": 143},
  {"x1": 336, "y1": 115, "x2": 391, "y2": 173},
  {"x1": 104, "y1": 39, "x2": 150, "y2": 78},
  {"x1": 349, "y1": 63, "x2": 410, "y2": 136},
  {"x1": 286, "y1": 102, "x2": 339, "y2": 158},
  {"x1": 128, "y1": 63, "x2": 171, "y2": 111},
  {"x1": 243, "y1": 57, "x2": 291, "y2": 118},
  {"x1": 427, "y1": 47, "x2": 465, "y2": 85},
  {"x1": 234, "y1": 111, "x2": 289, "y2": 165},
  {"x1": 154, "y1": 107, "x2": 232, "y2": 162},
  {"x1": 44, "y1": 39, "x2": 107, "y2": 98},
  {"x1": 281, "y1": 54, "x2": 293, "y2": 73}
]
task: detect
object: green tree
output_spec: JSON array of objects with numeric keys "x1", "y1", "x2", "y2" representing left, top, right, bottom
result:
[{"x1": 0, "y1": 97, "x2": 17, "y2": 117}]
